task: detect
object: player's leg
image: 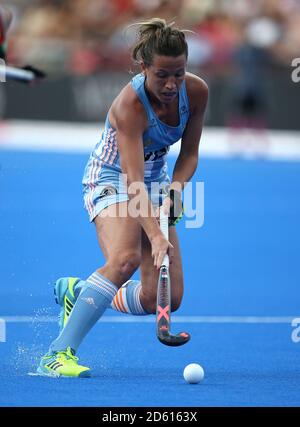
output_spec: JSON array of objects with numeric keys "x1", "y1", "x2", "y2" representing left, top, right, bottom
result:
[
  {"x1": 139, "y1": 226, "x2": 184, "y2": 314},
  {"x1": 93, "y1": 203, "x2": 142, "y2": 284},
  {"x1": 38, "y1": 203, "x2": 142, "y2": 377},
  {"x1": 62, "y1": 203, "x2": 149, "y2": 317},
  {"x1": 95, "y1": 206, "x2": 149, "y2": 315},
  {"x1": 54, "y1": 216, "x2": 182, "y2": 320},
  {"x1": 54, "y1": 204, "x2": 144, "y2": 329},
  {"x1": 49, "y1": 203, "x2": 141, "y2": 350},
  {"x1": 111, "y1": 226, "x2": 183, "y2": 315},
  {"x1": 57, "y1": 213, "x2": 149, "y2": 317},
  {"x1": 53, "y1": 157, "x2": 148, "y2": 323},
  {"x1": 110, "y1": 179, "x2": 183, "y2": 316}
]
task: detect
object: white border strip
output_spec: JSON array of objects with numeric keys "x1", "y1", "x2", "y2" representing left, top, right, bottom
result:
[
  {"x1": 1, "y1": 315, "x2": 296, "y2": 324},
  {"x1": 0, "y1": 318, "x2": 6, "y2": 342},
  {"x1": 1, "y1": 120, "x2": 300, "y2": 161}
]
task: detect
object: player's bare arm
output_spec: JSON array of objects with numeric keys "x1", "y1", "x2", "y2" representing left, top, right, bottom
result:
[{"x1": 171, "y1": 74, "x2": 209, "y2": 192}]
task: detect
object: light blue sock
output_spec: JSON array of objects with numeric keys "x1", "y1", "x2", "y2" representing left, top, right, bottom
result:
[
  {"x1": 76, "y1": 278, "x2": 148, "y2": 315},
  {"x1": 49, "y1": 272, "x2": 118, "y2": 354},
  {"x1": 111, "y1": 280, "x2": 148, "y2": 315}
]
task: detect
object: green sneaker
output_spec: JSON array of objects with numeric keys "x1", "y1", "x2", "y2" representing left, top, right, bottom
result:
[
  {"x1": 54, "y1": 277, "x2": 82, "y2": 331},
  {"x1": 36, "y1": 347, "x2": 91, "y2": 378}
]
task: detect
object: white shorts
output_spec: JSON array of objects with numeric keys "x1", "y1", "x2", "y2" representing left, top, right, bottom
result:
[{"x1": 82, "y1": 156, "x2": 171, "y2": 222}]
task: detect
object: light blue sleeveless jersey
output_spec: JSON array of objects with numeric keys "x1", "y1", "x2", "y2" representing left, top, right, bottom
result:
[{"x1": 91, "y1": 72, "x2": 190, "y2": 180}]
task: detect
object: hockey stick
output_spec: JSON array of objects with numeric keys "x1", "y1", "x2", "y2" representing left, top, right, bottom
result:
[
  {"x1": 0, "y1": 64, "x2": 46, "y2": 83},
  {"x1": 156, "y1": 204, "x2": 190, "y2": 346}
]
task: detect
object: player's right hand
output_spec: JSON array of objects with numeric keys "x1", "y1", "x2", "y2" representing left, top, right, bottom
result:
[{"x1": 151, "y1": 234, "x2": 174, "y2": 269}]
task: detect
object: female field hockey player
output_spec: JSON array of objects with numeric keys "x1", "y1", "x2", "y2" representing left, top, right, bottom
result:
[{"x1": 37, "y1": 18, "x2": 208, "y2": 377}]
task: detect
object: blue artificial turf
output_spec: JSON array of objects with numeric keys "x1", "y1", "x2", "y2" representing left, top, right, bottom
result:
[{"x1": 0, "y1": 150, "x2": 299, "y2": 406}]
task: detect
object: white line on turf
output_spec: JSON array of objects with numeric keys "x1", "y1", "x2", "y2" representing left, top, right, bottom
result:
[{"x1": 0, "y1": 316, "x2": 296, "y2": 324}]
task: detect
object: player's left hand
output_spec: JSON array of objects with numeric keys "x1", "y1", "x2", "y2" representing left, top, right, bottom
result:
[{"x1": 155, "y1": 189, "x2": 184, "y2": 226}]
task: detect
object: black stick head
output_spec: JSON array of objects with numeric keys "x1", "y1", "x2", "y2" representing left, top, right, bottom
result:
[
  {"x1": 157, "y1": 329, "x2": 191, "y2": 347},
  {"x1": 22, "y1": 65, "x2": 46, "y2": 82}
]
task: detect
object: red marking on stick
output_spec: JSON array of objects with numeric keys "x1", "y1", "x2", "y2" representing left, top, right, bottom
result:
[{"x1": 157, "y1": 305, "x2": 170, "y2": 322}]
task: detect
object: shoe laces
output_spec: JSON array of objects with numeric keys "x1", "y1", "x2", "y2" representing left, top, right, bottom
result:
[{"x1": 58, "y1": 347, "x2": 78, "y2": 363}]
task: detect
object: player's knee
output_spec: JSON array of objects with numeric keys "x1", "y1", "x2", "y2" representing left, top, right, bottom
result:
[{"x1": 111, "y1": 251, "x2": 141, "y2": 280}]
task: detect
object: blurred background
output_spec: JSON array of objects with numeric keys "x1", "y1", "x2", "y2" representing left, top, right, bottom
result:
[{"x1": 0, "y1": 0, "x2": 300, "y2": 129}]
